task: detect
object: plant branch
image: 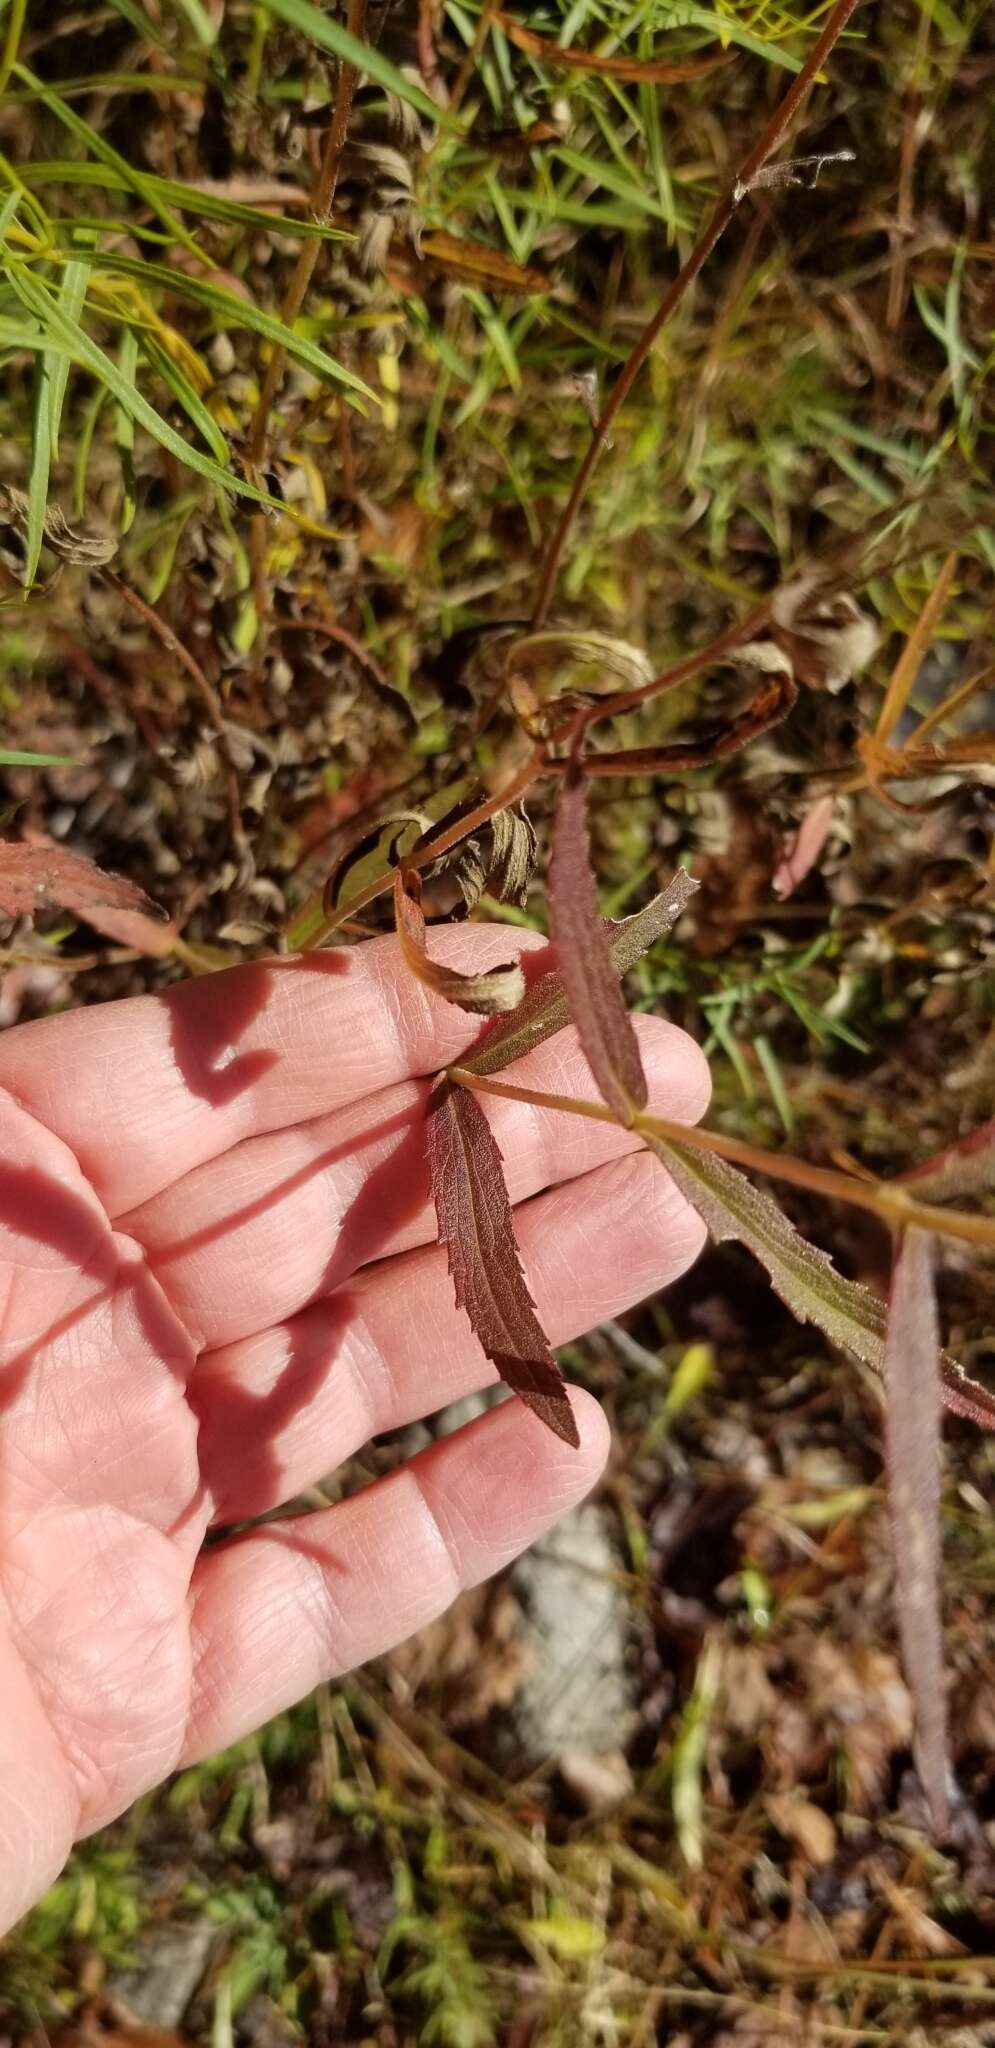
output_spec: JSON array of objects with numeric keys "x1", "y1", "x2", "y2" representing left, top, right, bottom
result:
[
  {"x1": 528, "y1": 0, "x2": 866, "y2": 630},
  {"x1": 448, "y1": 1067, "x2": 995, "y2": 1252},
  {"x1": 248, "y1": 0, "x2": 367, "y2": 471}
]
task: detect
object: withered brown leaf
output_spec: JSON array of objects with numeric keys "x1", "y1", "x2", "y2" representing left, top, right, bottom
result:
[
  {"x1": 394, "y1": 867, "x2": 525, "y2": 1015},
  {"x1": 488, "y1": 800, "x2": 537, "y2": 910},
  {"x1": 0, "y1": 841, "x2": 167, "y2": 932},
  {"x1": 427, "y1": 1080, "x2": 578, "y2": 1446},
  {"x1": 547, "y1": 759, "x2": 647, "y2": 1121},
  {"x1": 885, "y1": 1227, "x2": 949, "y2": 1835}
]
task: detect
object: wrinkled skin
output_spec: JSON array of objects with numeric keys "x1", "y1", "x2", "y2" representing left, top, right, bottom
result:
[{"x1": 0, "y1": 926, "x2": 709, "y2": 1931}]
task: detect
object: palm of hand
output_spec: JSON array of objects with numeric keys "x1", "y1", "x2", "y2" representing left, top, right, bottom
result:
[{"x1": 0, "y1": 929, "x2": 708, "y2": 1931}]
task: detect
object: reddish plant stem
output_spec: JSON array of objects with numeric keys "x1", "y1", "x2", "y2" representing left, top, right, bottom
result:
[
  {"x1": 448, "y1": 1068, "x2": 995, "y2": 1254},
  {"x1": 248, "y1": 0, "x2": 368, "y2": 472},
  {"x1": 103, "y1": 571, "x2": 245, "y2": 853},
  {"x1": 529, "y1": 0, "x2": 866, "y2": 629}
]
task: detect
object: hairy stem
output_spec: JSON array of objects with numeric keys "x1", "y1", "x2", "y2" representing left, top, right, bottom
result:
[
  {"x1": 448, "y1": 1068, "x2": 995, "y2": 1253},
  {"x1": 529, "y1": 0, "x2": 865, "y2": 629}
]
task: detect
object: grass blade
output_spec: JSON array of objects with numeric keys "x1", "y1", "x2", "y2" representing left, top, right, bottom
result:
[
  {"x1": 256, "y1": 0, "x2": 458, "y2": 128},
  {"x1": 7, "y1": 264, "x2": 283, "y2": 510}
]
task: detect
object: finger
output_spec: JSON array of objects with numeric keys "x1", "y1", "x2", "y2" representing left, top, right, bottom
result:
[
  {"x1": 182, "y1": 1389, "x2": 609, "y2": 1763},
  {"x1": 194, "y1": 1148, "x2": 706, "y2": 1521},
  {"x1": 0, "y1": 926, "x2": 551, "y2": 1215},
  {"x1": 126, "y1": 1016, "x2": 710, "y2": 1349}
]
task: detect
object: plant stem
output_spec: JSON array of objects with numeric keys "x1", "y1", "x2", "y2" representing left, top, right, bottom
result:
[
  {"x1": 448, "y1": 1067, "x2": 995, "y2": 1253},
  {"x1": 248, "y1": 0, "x2": 368, "y2": 472},
  {"x1": 528, "y1": 0, "x2": 866, "y2": 629}
]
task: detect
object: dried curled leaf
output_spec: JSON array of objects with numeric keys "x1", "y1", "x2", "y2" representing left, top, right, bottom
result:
[
  {"x1": 427, "y1": 1080, "x2": 578, "y2": 1445},
  {"x1": 488, "y1": 801, "x2": 538, "y2": 909},
  {"x1": 466, "y1": 872, "x2": 698, "y2": 1078},
  {"x1": 394, "y1": 867, "x2": 525, "y2": 1015},
  {"x1": 548, "y1": 760, "x2": 647, "y2": 1121},
  {"x1": 446, "y1": 800, "x2": 538, "y2": 914},
  {"x1": 0, "y1": 483, "x2": 116, "y2": 568},
  {"x1": 0, "y1": 840, "x2": 166, "y2": 932},
  {"x1": 885, "y1": 1228, "x2": 949, "y2": 1834},
  {"x1": 643, "y1": 1131, "x2": 995, "y2": 1430},
  {"x1": 772, "y1": 574, "x2": 878, "y2": 694}
]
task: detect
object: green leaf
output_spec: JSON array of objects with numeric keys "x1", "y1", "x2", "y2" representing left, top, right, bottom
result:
[
  {"x1": 25, "y1": 347, "x2": 53, "y2": 589},
  {"x1": 463, "y1": 873, "x2": 697, "y2": 1078},
  {"x1": 256, "y1": 0, "x2": 459, "y2": 129},
  {"x1": 47, "y1": 253, "x2": 90, "y2": 459},
  {"x1": 115, "y1": 327, "x2": 139, "y2": 533},
  {"x1": 0, "y1": 747, "x2": 74, "y2": 766},
  {"x1": 91, "y1": 249, "x2": 374, "y2": 402},
  {"x1": 24, "y1": 161, "x2": 351, "y2": 241},
  {"x1": 13, "y1": 62, "x2": 206, "y2": 260},
  {"x1": 141, "y1": 333, "x2": 232, "y2": 464},
  {"x1": 644, "y1": 1133, "x2": 995, "y2": 1431},
  {"x1": 7, "y1": 264, "x2": 283, "y2": 511}
]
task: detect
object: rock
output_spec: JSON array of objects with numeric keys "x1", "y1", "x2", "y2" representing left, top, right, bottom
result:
[
  {"x1": 511, "y1": 1504, "x2": 638, "y2": 1770},
  {"x1": 109, "y1": 1922, "x2": 218, "y2": 2031}
]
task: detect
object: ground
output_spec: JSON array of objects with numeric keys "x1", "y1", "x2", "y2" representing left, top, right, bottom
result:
[{"x1": 1, "y1": 0, "x2": 995, "y2": 2040}]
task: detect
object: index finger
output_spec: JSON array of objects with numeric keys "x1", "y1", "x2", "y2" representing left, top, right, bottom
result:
[{"x1": 0, "y1": 927, "x2": 551, "y2": 1215}]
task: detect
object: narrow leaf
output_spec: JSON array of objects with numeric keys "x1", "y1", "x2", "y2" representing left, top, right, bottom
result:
[
  {"x1": 427, "y1": 1080, "x2": 578, "y2": 1446},
  {"x1": 394, "y1": 868, "x2": 524, "y2": 1016},
  {"x1": 494, "y1": 14, "x2": 729, "y2": 84},
  {"x1": 643, "y1": 1133, "x2": 995, "y2": 1432},
  {"x1": 48, "y1": 253, "x2": 89, "y2": 458},
  {"x1": 115, "y1": 326, "x2": 139, "y2": 533},
  {"x1": 25, "y1": 348, "x2": 53, "y2": 589},
  {"x1": 0, "y1": 841, "x2": 166, "y2": 928},
  {"x1": 548, "y1": 760, "x2": 647, "y2": 1121},
  {"x1": 7, "y1": 266, "x2": 282, "y2": 511},
  {"x1": 884, "y1": 1227, "x2": 949, "y2": 1834},
  {"x1": 465, "y1": 872, "x2": 697, "y2": 1078}
]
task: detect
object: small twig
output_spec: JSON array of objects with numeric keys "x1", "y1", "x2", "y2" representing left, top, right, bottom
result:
[
  {"x1": 103, "y1": 571, "x2": 244, "y2": 853},
  {"x1": 529, "y1": 0, "x2": 865, "y2": 629},
  {"x1": 248, "y1": 0, "x2": 368, "y2": 472}
]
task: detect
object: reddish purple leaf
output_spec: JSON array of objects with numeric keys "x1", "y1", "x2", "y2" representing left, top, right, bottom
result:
[
  {"x1": 885, "y1": 1227, "x2": 950, "y2": 1836},
  {"x1": 0, "y1": 841, "x2": 166, "y2": 934},
  {"x1": 547, "y1": 760, "x2": 647, "y2": 1121},
  {"x1": 394, "y1": 867, "x2": 524, "y2": 1015},
  {"x1": 427, "y1": 1079, "x2": 578, "y2": 1446}
]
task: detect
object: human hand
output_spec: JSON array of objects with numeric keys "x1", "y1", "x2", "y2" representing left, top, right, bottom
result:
[{"x1": 0, "y1": 925, "x2": 709, "y2": 1931}]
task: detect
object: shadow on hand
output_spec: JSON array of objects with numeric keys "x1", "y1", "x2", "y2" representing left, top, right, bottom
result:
[
  {"x1": 0, "y1": 1161, "x2": 197, "y2": 1417},
  {"x1": 162, "y1": 948, "x2": 351, "y2": 1109},
  {"x1": 186, "y1": 1102, "x2": 432, "y2": 1522}
]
